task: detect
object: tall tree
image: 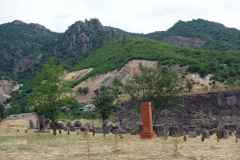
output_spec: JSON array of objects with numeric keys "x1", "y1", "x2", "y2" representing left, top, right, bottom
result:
[
  {"x1": 28, "y1": 57, "x2": 73, "y2": 135},
  {"x1": 0, "y1": 103, "x2": 4, "y2": 120},
  {"x1": 186, "y1": 80, "x2": 193, "y2": 92},
  {"x1": 93, "y1": 86, "x2": 117, "y2": 122},
  {"x1": 124, "y1": 63, "x2": 184, "y2": 124}
]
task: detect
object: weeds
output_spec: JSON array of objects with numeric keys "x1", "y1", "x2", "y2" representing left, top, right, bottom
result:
[
  {"x1": 201, "y1": 137, "x2": 204, "y2": 142},
  {"x1": 25, "y1": 129, "x2": 28, "y2": 133},
  {"x1": 84, "y1": 127, "x2": 90, "y2": 160},
  {"x1": 68, "y1": 131, "x2": 70, "y2": 135},
  {"x1": 172, "y1": 137, "x2": 182, "y2": 157},
  {"x1": 59, "y1": 130, "x2": 62, "y2": 135},
  {"x1": 183, "y1": 135, "x2": 187, "y2": 141},
  {"x1": 92, "y1": 131, "x2": 95, "y2": 137}
]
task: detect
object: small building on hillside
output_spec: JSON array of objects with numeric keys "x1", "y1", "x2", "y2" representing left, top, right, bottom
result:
[{"x1": 79, "y1": 104, "x2": 95, "y2": 112}]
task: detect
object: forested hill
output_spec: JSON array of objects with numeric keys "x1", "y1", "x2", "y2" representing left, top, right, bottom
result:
[
  {"x1": 0, "y1": 20, "x2": 61, "y2": 80},
  {"x1": 0, "y1": 18, "x2": 123, "y2": 80},
  {"x1": 71, "y1": 37, "x2": 240, "y2": 87},
  {"x1": 106, "y1": 19, "x2": 240, "y2": 51}
]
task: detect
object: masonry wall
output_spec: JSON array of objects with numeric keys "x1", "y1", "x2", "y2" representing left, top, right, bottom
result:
[{"x1": 117, "y1": 90, "x2": 240, "y2": 131}]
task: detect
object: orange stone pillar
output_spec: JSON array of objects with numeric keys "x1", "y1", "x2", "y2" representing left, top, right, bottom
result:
[{"x1": 140, "y1": 102, "x2": 156, "y2": 139}]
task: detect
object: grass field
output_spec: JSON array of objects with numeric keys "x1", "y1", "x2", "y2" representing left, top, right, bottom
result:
[{"x1": 0, "y1": 117, "x2": 240, "y2": 160}]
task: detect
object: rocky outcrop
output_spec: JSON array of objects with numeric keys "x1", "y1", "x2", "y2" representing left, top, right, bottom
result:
[{"x1": 163, "y1": 36, "x2": 206, "y2": 49}]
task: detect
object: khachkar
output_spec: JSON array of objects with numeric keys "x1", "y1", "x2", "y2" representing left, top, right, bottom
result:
[{"x1": 140, "y1": 102, "x2": 156, "y2": 139}]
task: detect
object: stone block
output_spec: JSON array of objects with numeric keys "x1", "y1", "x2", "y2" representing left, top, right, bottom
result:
[
  {"x1": 222, "y1": 129, "x2": 229, "y2": 139},
  {"x1": 202, "y1": 130, "x2": 210, "y2": 138},
  {"x1": 39, "y1": 115, "x2": 45, "y2": 131},
  {"x1": 218, "y1": 96, "x2": 226, "y2": 106},
  {"x1": 216, "y1": 129, "x2": 222, "y2": 139},
  {"x1": 188, "y1": 132, "x2": 197, "y2": 138},
  {"x1": 74, "y1": 121, "x2": 82, "y2": 128},
  {"x1": 29, "y1": 120, "x2": 35, "y2": 129},
  {"x1": 130, "y1": 129, "x2": 139, "y2": 135},
  {"x1": 226, "y1": 96, "x2": 237, "y2": 105}
]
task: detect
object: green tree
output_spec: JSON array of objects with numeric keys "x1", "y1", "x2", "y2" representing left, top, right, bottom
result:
[
  {"x1": 93, "y1": 86, "x2": 117, "y2": 122},
  {"x1": 124, "y1": 63, "x2": 184, "y2": 124},
  {"x1": 186, "y1": 80, "x2": 193, "y2": 92},
  {"x1": 113, "y1": 78, "x2": 123, "y2": 86},
  {"x1": 77, "y1": 87, "x2": 83, "y2": 94},
  {"x1": 0, "y1": 103, "x2": 4, "y2": 120},
  {"x1": 28, "y1": 57, "x2": 73, "y2": 135},
  {"x1": 82, "y1": 87, "x2": 89, "y2": 94}
]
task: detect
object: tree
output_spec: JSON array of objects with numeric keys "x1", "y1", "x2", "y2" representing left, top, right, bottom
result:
[
  {"x1": 93, "y1": 86, "x2": 117, "y2": 122},
  {"x1": 82, "y1": 87, "x2": 89, "y2": 94},
  {"x1": 28, "y1": 57, "x2": 73, "y2": 135},
  {"x1": 77, "y1": 87, "x2": 82, "y2": 94},
  {"x1": 0, "y1": 103, "x2": 4, "y2": 120},
  {"x1": 186, "y1": 80, "x2": 193, "y2": 92},
  {"x1": 113, "y1": 78, "x2": 123, "y2": 86},
  {"x1": 124, "y1": 63, "x2": 184, "y2": 124}
]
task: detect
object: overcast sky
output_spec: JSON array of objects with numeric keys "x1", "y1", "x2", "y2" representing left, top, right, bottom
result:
[{"x1": 0, "y1": 0, "x2": 240, "y2": 33}]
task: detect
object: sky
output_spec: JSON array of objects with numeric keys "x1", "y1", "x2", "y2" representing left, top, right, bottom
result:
[{"x1": 0, "y1": 0, "x2": 240, "y2": 34}]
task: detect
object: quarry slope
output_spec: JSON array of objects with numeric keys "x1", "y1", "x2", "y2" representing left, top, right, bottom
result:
[{"x1": 64, "y1": 60, "x2": 212, "y2": 103}]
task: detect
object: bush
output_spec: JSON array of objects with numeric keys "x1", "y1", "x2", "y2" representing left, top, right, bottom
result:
[{"x1": 113, "y1": 78, "x2": 123, "y2": 86}]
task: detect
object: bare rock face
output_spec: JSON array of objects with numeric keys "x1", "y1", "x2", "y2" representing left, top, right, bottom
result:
[
  {"x1": 163, "y1": 36, "x2": 206, "y2": 49},
  {"x1": 0, "y1": 48, "x2": 11, "y2": 59}
]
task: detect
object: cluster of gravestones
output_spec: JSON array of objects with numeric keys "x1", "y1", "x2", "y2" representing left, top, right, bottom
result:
[{"x1": 29, "y1": 116, "x2": 128, "y2": 134}]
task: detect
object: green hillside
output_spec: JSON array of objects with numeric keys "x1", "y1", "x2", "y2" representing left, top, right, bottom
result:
[
  {"x1": 0, "y1": 20, "x2": 61, "y2": 79},
  {"x1": 72, "y1": 37, "x2": 240, "y2": 87},
  {"x1": 109, "y1": 19, "x2": 240, "y2": 51}
]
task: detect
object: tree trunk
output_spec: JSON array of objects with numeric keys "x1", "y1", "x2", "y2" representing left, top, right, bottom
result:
[
  {"x1": 51, "y1": 111, "x2": 57, "y2": 136},
  {"x1": 0, "y1": 105, "x2": 3, "y2": 119}
]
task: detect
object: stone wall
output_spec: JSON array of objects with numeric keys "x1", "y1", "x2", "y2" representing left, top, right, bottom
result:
[{"x1": 117, "y1": 90, "x2": 240, "y2": 132}]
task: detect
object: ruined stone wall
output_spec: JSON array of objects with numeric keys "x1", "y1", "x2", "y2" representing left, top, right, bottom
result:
[{"x1": 117, "y1": 90, "x2": 240, "y2": 131}]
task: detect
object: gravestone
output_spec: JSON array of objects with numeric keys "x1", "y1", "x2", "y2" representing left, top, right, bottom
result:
[
  {"x1": 216, "y1": 129, "x2": 222, "y2": 139},
  {"x1": 202, "y1": 130, "x2": 209, "y2": 138},
  {"x1": 39, "y1": 115, "x2": 45, "y2": 131},
  {"x1": 29, "y1": 120, "x2": 35, "y2": 129},
  {"x1": 140, "y1": 102, "x2": 156, "y2": 139},
  {"x1": 188, "y1": 132, "x2": 197, "y2": 138},
  {"x1": 222, "y1": 129, "x2": 229, "y2": 139},
  {"x1": 34, "y1": 115, "x2": 49, "y2": 133}
]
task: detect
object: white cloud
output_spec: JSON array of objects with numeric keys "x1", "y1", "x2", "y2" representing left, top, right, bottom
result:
[{"x1": 0, "y1": 0, "x2": 240, "y2": 33}]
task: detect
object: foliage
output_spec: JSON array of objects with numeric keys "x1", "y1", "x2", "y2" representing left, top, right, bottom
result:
[
  {"x1": 0, "y1": 103, "x2": 4, "y2": 120},
  {"x1": 109, "y1": 19, "x2": 240, "y2": 51},
  {"x1": 113, "y1": 78, "x2": 123, "y2": 86},
  {"x1": 124, "y1": 63, "x2": 184, "y2": 124},
  {"x1": 183, "y1": 135, "x2": 187, "y2": 141},
  {"x1": 70, "y1": 37, "x2": 240, "y2": 88},
  {"x1": 28, "y1": 57, "x2": 73, "y2": 135},
  {"x1": 93, "y1": 86, "x2": 118, "y2": 122},
  {"x1": 186, "y1": 80, "x2": 193, "y2": 92}
]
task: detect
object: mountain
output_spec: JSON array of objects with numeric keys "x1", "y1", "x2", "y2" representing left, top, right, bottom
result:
[
  {"x1": 109, "y1": 19, "x2": 240, "y2": 51},
  {"x1": 0, "y1": 20, "x2": 61, "y2": 79},
  {"x1": 14, "y1": 18, "x2": 123, "y2": 80}
]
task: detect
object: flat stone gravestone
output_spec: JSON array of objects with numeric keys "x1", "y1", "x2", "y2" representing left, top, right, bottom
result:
[
  {"x1": 222, "y1": 129, "x2": 229, "y2": 139},
  {"x1": 29, "y1": 120, "x2": 35, "y2": 129},
  {"x1": 202, "y1": 130, "x2": 209, "y2": 138},
  {"x1": 188, "y1": 132, "x2": 197, "y2": 138},
  {"x1": 39, "y1": 115, "x2": 45, "y2": 131},
  {"x1": 140, "y1": 102, "x2": 156, "y2": 139},
  {"x1": 34, "y1": 115, "x2": 49, "y2": 133}
]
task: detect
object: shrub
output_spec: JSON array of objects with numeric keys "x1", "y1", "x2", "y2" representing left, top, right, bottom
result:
[{"x1": 183, "y1": 135, "x2": 187, "y2": 141}]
